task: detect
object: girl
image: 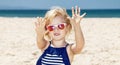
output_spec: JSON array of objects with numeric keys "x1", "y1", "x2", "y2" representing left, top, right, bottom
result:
[{"x1": 35, "y1": 6, "x2": 86, "y2": 65}]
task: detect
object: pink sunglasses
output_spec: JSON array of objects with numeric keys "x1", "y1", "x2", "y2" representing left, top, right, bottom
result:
[{"x1": 46, "y1": 23, "x2": 67, "y2": 31}]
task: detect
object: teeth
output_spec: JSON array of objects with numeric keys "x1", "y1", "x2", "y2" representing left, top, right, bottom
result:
[{"x1": 54, "y1": 33, "x2": 60, "y2": 36}]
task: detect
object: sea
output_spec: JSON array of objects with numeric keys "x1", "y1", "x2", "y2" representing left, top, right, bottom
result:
[{"x1": 0, "y1": 9, "x2": 120, "y2": 18}]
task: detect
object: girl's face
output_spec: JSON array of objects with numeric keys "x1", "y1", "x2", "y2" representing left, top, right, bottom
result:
[{"x1": 47, "y1": 16, "x2": 68, "y2": 41}]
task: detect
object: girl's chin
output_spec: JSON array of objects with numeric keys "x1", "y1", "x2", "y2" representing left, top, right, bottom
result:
[{"x1": 52, "y1": 37, "x2": 64, "y2": 41}]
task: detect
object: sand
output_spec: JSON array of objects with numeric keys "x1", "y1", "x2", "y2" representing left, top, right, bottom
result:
[{"x1": 0, "y1": 17, "x2": 120, "y2": 65}]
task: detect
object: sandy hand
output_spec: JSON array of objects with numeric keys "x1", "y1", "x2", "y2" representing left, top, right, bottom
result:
[
  {"x1": 34, "y1": 17, "x2": 46, "y2": 36},
  {"x1": 67, "y1": 6, "x2": 86, "y2": 26}
]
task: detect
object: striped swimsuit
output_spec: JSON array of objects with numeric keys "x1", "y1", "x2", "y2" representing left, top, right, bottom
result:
[{"x1": 36, "y1": 42, "x2": 71, "y2": 65}]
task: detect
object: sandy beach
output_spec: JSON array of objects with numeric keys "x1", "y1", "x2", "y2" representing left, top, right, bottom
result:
[{"x1": 0, "y1": 17, "x2": 120, "y2": 65}]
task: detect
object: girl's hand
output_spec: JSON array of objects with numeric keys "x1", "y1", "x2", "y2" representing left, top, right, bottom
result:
[
  {"x1": 68, "y1": 6, "x2": 86, "y2": 26},
  {"x1": 34, "y1": 17, "x2": 46, "y2": 35},
  {"x1": 35, "y1": 17, "x2": 49, "y2": 50}
]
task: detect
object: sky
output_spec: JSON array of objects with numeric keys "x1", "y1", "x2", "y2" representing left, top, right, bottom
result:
[{"x1": 0, "y1": 0, "x2": 120, "y2": 10}]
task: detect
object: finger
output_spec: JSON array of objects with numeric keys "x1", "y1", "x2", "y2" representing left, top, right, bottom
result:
[
  {"x1": 39, "y1": 17, "x2": 43, "y2": 25},
  {"x1": 72, "y1": 7, "x2": 75, "y2": 16},
  {"x1": 81, "y1": 13, "x2": 86, "y2": 18},
  {"x1": 41, "y1": 18, "x2": 45, "y2": 23},
  {"x1": 34, "y1": 22, "x2": 39, "y2": 27},
  {"x1": 37, "y1": 17, "x2": 40, "y2": 22},
  {"x1": 38, "y1": 17, "x2": 41, "y2": 22},
  {"x1": 42, "y1": 18, "x2": 46, "y2": 26},
  {"x1": 37, "y1": 17, "x2": 40, "y2": 24},
  {"x1": 37, "y1": 17, "x2": 42, "y2": 22},
  {"x1": 75, "y1": 6, "x2": 78, "y2": 15},
  {"x1": 78, "y1": 7, "x2": 80, "y2": 15}
]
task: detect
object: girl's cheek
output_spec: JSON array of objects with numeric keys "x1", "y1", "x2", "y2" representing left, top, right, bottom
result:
[
  {"x1": 50, "y1": 31, "x2": 54, "y2": 37},
  {"x1": 61, "y1": 29, "x2": 67, "y2": 35}
]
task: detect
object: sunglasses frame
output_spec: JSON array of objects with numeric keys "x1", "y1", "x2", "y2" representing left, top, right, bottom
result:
[{"x1": 46, "y1": 23, "x2": 67, "y2": 31}]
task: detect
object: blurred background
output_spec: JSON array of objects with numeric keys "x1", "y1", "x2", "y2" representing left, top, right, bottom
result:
[{"x1": 0, "y1": 0, "x2": 120, "y2": 17}]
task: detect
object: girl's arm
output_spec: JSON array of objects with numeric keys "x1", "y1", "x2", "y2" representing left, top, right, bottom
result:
[
  {"x1": 68, "y1": 6, "x2": 86, "y2": 54},
  {"x1": 35, "y1": 17, "x2": 48, "y2": 51},
  {"x1": 71, "y1": 22, "x2": 85, "y2": 54}
]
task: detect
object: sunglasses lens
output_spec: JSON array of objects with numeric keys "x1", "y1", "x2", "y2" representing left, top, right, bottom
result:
[
  {"x1": 58, "y1": 24, "x2": 65, "y2": 29},
  {"x1": 47, "y1": 23, "x2": 66, "y2": 31},
  {"x1": 47, "y1": 26, "x2": 54, "y2": 31}
]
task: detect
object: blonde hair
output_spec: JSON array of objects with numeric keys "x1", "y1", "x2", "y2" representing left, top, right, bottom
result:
[{"x1": 44, "y1": 6, "x2": 72, "y2": 41}]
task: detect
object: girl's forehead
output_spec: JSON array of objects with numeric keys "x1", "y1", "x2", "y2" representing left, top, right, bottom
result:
[{"x1": 50, "y1": 16, "x2": 65, "y2": 25}]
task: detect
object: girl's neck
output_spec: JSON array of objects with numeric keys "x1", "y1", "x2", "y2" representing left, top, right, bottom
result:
[{"x1": 51, "y1": 40, "x2": 67, "y2": 48}]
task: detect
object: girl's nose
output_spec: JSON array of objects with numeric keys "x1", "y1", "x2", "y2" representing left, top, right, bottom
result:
[{"x1": 54, "y1": 27, "x2": 59, "y2": 32}]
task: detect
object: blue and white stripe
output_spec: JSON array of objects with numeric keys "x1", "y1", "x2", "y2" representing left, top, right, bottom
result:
[{"x1": 41, "y1": 53, "x2": 65, "y2": 65}]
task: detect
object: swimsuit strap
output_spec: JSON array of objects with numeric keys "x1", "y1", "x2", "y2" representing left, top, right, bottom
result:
[
  {"x1": 49, "y1": 41, "x2": 69, "y2": 48},
  {"x1": 49, "y1": 41, "x2": 52, "y2": 44},
  {"x1": 66, "y1": 43, "x2": 69, "y2": 47}
]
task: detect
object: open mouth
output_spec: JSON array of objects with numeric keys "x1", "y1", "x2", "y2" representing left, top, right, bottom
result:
[{"x1": 54, "y1": 33, "x2": 60, "y2": 36}]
